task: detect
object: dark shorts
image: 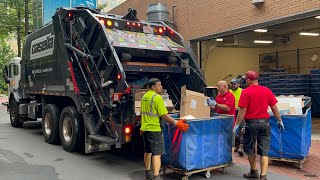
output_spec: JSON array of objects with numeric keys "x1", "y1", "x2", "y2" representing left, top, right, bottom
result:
[
  {"x1": 143, "y1": 131, "x2": 164, "y2": 156},
  {"x1": 243, "y1": 120, "x2": 271, "y2": 156}
]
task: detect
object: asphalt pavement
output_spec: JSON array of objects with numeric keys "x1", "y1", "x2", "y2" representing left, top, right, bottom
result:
[{"x1": 0, "y1": 101, "x2": 299, "y2": 180}]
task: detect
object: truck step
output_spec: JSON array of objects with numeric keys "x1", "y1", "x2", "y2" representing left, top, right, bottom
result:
[{"x1": 88, "y1": 135, "x2": 116, "y2": 144}]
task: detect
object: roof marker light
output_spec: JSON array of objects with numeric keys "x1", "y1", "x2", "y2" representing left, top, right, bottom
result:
[
  {"x1": 107, "y1": 20, "x2": 112, "y2": 26},
  {"x1": 159, "y1": 27, "x2": 163, "y2": 33},
  {"x1": 99, "y1": 19, "x2": 105, "y2": 24}
]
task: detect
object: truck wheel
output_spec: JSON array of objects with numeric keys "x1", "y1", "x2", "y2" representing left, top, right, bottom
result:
[
  {"x1": 9, "y1": 98, "x2": 23, "y2": 128},
  {"x1": 59, "y1": 106, "x2": 84, "y2": 152},
  {"x1": 42, "y1": 104, "x2": 60, "y2": 144}
]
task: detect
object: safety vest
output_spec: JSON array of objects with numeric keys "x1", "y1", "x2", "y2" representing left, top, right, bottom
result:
[
  {"x1": 140, "y1": 90, "x2": 168, "y2": 132},
  {"x1": 230, "y1": 88, "x2": 242, "y2": 108}
]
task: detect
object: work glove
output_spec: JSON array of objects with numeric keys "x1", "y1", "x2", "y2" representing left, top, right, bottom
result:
[
  {"x1": 206, "y1": 98, "x2": 217, "y2": 107},
  {"x1": 174, "y1": 119, "x2": 189, "y2": 132},
  {"x1": 233, "y1": 124, "x2": 240, "y2": 136},
  {"x1": 277, "y1": 120, "x2": 285, "y2": 132}
]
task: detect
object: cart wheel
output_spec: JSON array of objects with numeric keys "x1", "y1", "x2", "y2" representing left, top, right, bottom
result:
[
  {"x1": 205, "y1": 170, "x2": 211, "y2": 178},
  {"x1": 182, "y1": 176, "x2": 189, "y2": 180},
  {"x1": 222, "y1": 167, "x2": 227, "y2": 174}
]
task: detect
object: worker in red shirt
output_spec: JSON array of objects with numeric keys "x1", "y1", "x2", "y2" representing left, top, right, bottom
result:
[
  {"x1": 206, "y1": 80, "x2": 236, "y2": 116},
  {"x1": 207, "y1": 80, "x2": 236, "y2": 152},
  {"x1": 233, "y1": 71, "x2": 284, "y2": 180}
]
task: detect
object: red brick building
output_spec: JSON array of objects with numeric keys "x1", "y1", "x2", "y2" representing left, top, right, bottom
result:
[{"x1": 109, "y1": 1, "x2": 320, "y2": 85}]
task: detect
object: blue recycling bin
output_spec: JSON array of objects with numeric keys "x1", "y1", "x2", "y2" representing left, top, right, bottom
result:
[
  {"x1": 269, "y1": 107, "x2": 312, "y2": 160},
  {"x1": 162, "y1": 115, "x2": 233, "y2": 171}
]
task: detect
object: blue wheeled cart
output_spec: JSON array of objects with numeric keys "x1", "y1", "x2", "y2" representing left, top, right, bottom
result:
[
  {"x1": 162, "y1": 115, "x2": 234, "y2": 180},
  {"x1": 269, "y1": 98, "x2": 312, "y2": 169}
]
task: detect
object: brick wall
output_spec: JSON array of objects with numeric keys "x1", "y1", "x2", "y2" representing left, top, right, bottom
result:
[{"x1": 109, "y1": 0, "x2": 320, "y2": 41}]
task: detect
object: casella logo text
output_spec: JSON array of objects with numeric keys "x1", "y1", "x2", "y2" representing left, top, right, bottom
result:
[{"x1": 30, "y1": 33, "x2": 55, "y2": 60}]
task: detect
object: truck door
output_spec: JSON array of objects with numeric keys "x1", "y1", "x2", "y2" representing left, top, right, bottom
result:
[{"x1": 8, "y1": 63, "x2": 21, "y2": 91}]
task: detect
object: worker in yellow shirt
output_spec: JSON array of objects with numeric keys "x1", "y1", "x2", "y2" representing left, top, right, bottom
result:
[
  {"x1": 141, "y1": 78, "x2": 189, "y2": 180},
  {"x1": 229, "y1": 78, "x2": 244, "y2": 156},
  {"x1": 230, "y1": 78, "x2": 242, "y2": 108}
]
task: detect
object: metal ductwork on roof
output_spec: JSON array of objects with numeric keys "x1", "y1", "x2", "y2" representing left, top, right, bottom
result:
[
  {"x1": 252, "y1": 0, "x2": 265, "y2": 5},
  {"x1": 146, "y1": 2, "x2": 169, "y2": 22}
]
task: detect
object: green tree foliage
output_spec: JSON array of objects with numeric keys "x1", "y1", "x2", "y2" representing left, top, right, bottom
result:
[
  {"x1": 0, "y1": 37, "x2": 15, "y2": 93},
  {"x1": 0, "y1": 0, "x2": 31, "y2": 93},
  {"x1": 0, "y1": 0, "x2": 31, "y2": 56}
]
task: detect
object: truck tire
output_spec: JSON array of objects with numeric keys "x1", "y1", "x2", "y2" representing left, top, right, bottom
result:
[
  {"x1": 9, "y1": 98, "x2": 23, "y2": 128},
  {"x1": 42, "y1": 104, "x2": 60, "y2": 144},
  {"x1": 59, "y1": 106, "x2": 84, "y2": 152}
]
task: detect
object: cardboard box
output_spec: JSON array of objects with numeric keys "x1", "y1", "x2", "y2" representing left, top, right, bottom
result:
[
  {"x1": 180, "y1": 86, "x2": 210, "y2": 118},
  {"x1": 134, "y1": 89, "x2": 148, "y2": 101},
  {"x1": 135, "y1": 99, "x2": 175, "y2": 115},
  {"x1": 268, "y1": 96, "x2": 305, "y2": 115}
]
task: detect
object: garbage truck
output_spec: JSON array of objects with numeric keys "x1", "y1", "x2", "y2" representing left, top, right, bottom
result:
[{"x1": 4, "y1": 7, "x2": 206, "y2": 153}]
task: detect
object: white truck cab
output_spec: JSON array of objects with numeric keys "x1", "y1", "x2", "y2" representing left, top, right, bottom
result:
[{"x1": 5, "y1": 57, "x2": 22, "y2": 92}]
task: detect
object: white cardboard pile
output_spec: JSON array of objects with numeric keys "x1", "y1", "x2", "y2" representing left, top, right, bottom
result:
[
  {"x1": 269, "y1": 95, "x2": 306, "y2": 115},
  {"x1": 134, "y1": 89, "x2": 175, "y2": 116}
]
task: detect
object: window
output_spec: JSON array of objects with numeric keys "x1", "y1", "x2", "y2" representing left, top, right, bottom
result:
[{"x1": 14, "y1": 65, "x2": 19, "y2": 76}]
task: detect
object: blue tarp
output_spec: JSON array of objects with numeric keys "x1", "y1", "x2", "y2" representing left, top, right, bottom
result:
[
  {"x1": 162, "y1": 115, "x2": 233, "y2": 171},
  {"x1": 269, "y1": 107, "x2": 312, "y2": 160}
]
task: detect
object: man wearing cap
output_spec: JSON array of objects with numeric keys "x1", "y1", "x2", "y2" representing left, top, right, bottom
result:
[
  {"x1": 230, "y1": 78, "x2": 242, "y2": 109},
  {"x1": 233, "y1": 71, "x2": 284, "y2": 180},
  {"x1": 230, "y1": 78, "x2": 244, "y2": 156}
]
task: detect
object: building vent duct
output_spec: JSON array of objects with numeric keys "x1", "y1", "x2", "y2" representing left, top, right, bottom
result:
[
  {"x1": 252, "y1": 0, "x2": 265, "y2": 5},
  {"x1": 146, "y1": 2, "x2": 169, "y2": 22}
]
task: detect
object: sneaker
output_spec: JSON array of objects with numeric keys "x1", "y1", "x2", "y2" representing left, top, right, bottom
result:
[
  {"x1": 260, "y1": 174, "x2": 267, "y2": 180},
  {"x1": 145, "y1": 170, "x2": 153, "y2": 180},
  {"x1": 243, "y1": 169, "x2": 259, "y2": 179}
]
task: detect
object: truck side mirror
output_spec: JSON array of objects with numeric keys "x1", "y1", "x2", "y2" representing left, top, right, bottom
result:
[{"x1": 3, "y1": 66, "x2": 9, "y2": 84}]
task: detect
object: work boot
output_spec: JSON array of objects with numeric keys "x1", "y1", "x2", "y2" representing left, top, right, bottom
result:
[
  {"x1": 145, "y1": 170, "x2": 153, "y2": 180},
  {"x1": 260, "y1": 174, "x2": 267, "y2": 180},
  {"x1": 243, "y1": 169, "x2": 259, "y2": 179},
  {"x1": 153, "y1": 175, "x2": 164, "y2": 180}
]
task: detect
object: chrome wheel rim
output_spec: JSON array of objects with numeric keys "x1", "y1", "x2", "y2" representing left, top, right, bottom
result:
[
  {"x1": 63, "y1": 117, "x2": 72, "y2": 143},
  {"x1": 44, "y1": 113, "x2": 52, "y2": 135}
]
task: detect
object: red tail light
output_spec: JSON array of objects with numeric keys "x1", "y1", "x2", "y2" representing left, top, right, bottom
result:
[
  {"x1": 132, "y1": 22, "x2": 136, "y2": 26},
  {"x1": 138, "y1": 23, "x2": 141, "y2": 27},
  {"x1": 117, "y1": 74, "x2": 122, "y2": 80},
  {"x1": 170, "y1": 30, "x2": 174, "y2": 34},
  {"x1": 126, "y1": 22, "x2": 130, "y2": 26},
  {"x1": 125, "y1": 127, "x2": 131, "y2": 134}
]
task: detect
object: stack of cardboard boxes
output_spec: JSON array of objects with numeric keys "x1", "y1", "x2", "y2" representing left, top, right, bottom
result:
[{"x1": 134, "y1": 86, "x2": 211, "y2": 119}]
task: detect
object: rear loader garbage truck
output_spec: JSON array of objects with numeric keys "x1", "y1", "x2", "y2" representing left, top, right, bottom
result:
[{"x1": 4, "y1": 7, "x2": 206, "y2": 153}]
